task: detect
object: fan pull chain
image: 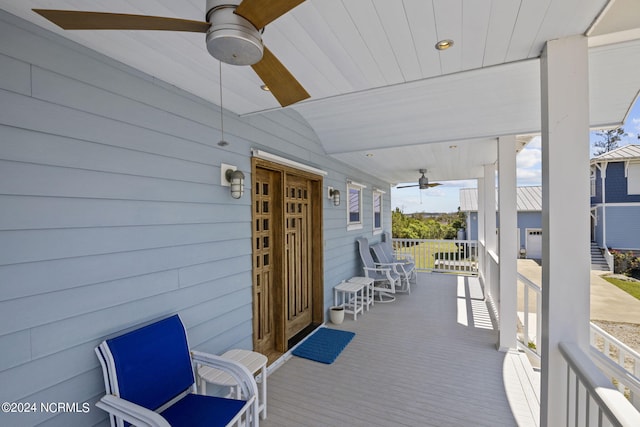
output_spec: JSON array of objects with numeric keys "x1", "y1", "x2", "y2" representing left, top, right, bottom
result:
[{"x1": 217, "y1": 60, "x2": 228, "y2": 147}]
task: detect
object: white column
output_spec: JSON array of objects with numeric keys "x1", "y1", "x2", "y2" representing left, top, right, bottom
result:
[
  {"x1": 598, "y1": 163, "x2": 608, "y2": 248},
  {"x1": 498, "y1": 136, "x2": 518, "y2": 351},
  {"x1": 484, "y1": 163, "x2": 497, "y2": 301},
  {"x1": 540, "y1": 35, "x2": 591, "y2": 427},
  {"x1": 484, "y1": 164, "x2": 497, "y2": 255},
  {"x1": 477, "y1": 178, "x2": 486, "y2": 282}
]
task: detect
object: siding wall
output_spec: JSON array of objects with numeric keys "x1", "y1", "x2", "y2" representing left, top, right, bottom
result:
[
  {"x1": 602, "y1": 205, "x2": 640, "y2": 250},
  {"x1": 467, "y1": 211, "x2": 542, "y2": 257},
  {"x1": 592, "y1": 161, "x2": 640, "y2": 204},
  {"x1": 517, "y1": 212, "x2": 542, "y2": 250},
  {"x1": 591, "y1": 161, "x2": 640, "y2": 250},
  {"x1": 0, "y1": 11, "x2": 390, "y2": 427}
]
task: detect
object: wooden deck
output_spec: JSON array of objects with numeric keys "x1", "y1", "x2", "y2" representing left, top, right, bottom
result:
[{"x1": 260, "y1": 273, "x2": 540, "y2": 427}]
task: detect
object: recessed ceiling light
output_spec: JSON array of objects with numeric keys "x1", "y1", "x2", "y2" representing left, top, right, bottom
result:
[
  {"x1": 435, "y1": 39, "x2": 454, "y2": 51},
  {"x1": 260, "y1": 84, "x2": 270, "y2": 91},
  {"x1": 449, "y1": 145, "x2": 458, "y2": 149},
  {"x1": 366, "y1": 153, "x2": 374, "y2": 157}
]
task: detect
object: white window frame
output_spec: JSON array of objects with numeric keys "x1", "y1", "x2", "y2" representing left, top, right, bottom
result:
[
  {"x1": 590, "y1": 166, "x2": 596, "y2": 197},
  {"x1": 347, "y1": 181, "x2": 366, "y2": 231},
  {"x1": 627, "y1": 161, "x2": 640, "y2": 195},
  {"x1": 372, "y1": 189, "x2": 384, "y2": 234}
]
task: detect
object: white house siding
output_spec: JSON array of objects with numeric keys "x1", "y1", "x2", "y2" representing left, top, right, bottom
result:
[
  {"x1": 602, "y1": 204, "x2": 640, "y2": 250},
  {"x1": 0, "y1": 11, "x2": 390, "y2": 427}
]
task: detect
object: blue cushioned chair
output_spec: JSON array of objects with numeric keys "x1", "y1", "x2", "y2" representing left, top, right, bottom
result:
[{"x1": 95, "y1": 315, "x2": 259, "y2": 427}]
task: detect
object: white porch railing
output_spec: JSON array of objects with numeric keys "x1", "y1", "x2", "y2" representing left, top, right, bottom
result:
[
  {"x1": 560, "y1": 342, "x2": 640, "y2": 426},
  {"x1": 591, "y1": 323, "x2": 640, "y2": 410},
  {"x1": 516, "y1": 272, "x2": 640, "y2": 423},
  {"x1": 516, "y1": 272, "x2": 640, "y2": 413},
  {"x1": 392, "y1": 238, "x2": 478, "y2": 274},
  {"x1": 517, "y1": 272, "x2": 542, "y2": 361}
]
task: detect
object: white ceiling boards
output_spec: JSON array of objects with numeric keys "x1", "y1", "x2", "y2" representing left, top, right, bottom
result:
[{"x1": 3, "y1": 0, "x2": 640, "y2": 183}]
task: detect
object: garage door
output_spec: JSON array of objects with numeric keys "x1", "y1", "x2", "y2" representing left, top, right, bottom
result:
[{"x1": 526, "y1": 229, "x2": 542, "y2": 259}]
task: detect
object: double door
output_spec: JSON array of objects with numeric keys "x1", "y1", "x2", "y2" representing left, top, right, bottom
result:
[{"x1": 252, "y1": 160, "x2": 322, "y2": 360}]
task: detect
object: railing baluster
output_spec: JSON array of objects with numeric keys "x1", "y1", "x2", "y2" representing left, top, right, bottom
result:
[{"x1": 391, "y1": 238, "x2": 479, "y2": 275}]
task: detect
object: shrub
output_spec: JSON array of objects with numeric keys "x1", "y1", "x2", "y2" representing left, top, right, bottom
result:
[{"x1": 611, "y1": 250, "x2": 640, "y2": 279}]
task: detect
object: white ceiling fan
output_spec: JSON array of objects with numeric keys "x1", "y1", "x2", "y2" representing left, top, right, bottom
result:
[
  {"x1": 396, "y1": 169, "x2": 442, "y2": 190},
  {"x1": 32, "y1": 0, "x2": 310, "y2": 107}
]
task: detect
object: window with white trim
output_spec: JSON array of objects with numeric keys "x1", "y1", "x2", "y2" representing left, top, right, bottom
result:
[
  {"x1": 628, "y1": 162, "x2": 640, "y2": 195},
  {"x1": 590, "y1": 166, "x2": 596, "y2": 197},
  {"x1": 347, "y1": 182, "x2": 365, "y2": 230},
  {"x1": 373, "y1": 190, "x2": 383, "y2": 234}
]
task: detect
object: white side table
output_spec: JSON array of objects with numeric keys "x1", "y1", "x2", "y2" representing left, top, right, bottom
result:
[
  {"x1": 333, "y1": 281, "x2": 365, "y2": 320},
  {"x1": 198, "y1": 349, "x2": 268, "y2": 420},
  {"x1": 347, "y1": 276, "x2": 375, "y2": 310}
]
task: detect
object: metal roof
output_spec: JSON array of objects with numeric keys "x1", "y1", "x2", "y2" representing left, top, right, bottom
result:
[
  {"x1": 591, "y1": 144, "x2": 640, "y2": 163},
  {"x1": 459, "y1": 186, "x2": 542, "y2": 212}
]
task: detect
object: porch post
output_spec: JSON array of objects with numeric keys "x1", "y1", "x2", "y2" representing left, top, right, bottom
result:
[
  {"x1": 540, "y1": 35, "x2": 591, "y2": 427},
  {"x1": 483, "y1": 163, "x2": 497, "y2": 300},
  {"x1": 477, "y1": 178, "x2": 486, "y2": 282},
  {"x1": 497, "y1": 136, "x2": 517, "y2": 351}
]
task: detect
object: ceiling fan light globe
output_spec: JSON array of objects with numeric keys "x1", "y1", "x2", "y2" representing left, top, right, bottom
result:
[{"x1": 206, "y1": 3, "x2": 263, "y2": 66}]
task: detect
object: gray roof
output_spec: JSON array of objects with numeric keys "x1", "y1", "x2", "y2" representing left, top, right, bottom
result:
[
  {"x1": 591, "y1": 144, "x2": 640, "y2": 163},
  {"x1": 459, "y1": 186, "x2": 542, "y2": 212}
]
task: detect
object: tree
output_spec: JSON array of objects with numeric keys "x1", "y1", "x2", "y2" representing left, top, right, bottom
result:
[{"x1": 593, "y1": 127, "x2": 627, "y2": 156}]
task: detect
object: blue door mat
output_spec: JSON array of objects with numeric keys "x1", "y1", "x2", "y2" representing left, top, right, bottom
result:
[{"x1": 292, "y1": 328, "x2": 355, "y2": 364}]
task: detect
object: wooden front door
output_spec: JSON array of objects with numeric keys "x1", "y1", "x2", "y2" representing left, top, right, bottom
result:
[
  {"x1": 284, "y1": 173, "x2": 313, "y2": 340},
  {"x1": 252, "y1": 159, "x2": 323, "y2": 360},
  {"x1": 252, "y1": 167, "x2": 280, "y2": 356}
]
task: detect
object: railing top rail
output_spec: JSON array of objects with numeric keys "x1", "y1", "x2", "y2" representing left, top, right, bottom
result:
[
  {"x1": 590, "y1": 346, "x2": 640, "y2": 395},
  {"x1": 559, "y1": 342, "x2": 640, "y2": 427},
  {"x1": 517, "y1": 272, "x2": 541, "y2": 294},
  {"x1": 591, "y1": 323, "x2": 640, "y2": 362}
]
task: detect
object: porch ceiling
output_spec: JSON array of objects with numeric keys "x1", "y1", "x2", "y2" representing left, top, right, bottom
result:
[{"x1": 3, "y1": 0, "x2": 640, "y2": 184}]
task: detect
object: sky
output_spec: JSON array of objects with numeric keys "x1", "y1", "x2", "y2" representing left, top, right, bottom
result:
[{"x1": 391, "y1": 96, "x2": 640, "y2": 214}]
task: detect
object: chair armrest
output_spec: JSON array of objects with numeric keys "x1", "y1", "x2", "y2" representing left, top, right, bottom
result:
[
  {"x1": 191, "y1": 351, "x2": 258, "y2": 402},
  {"x1": 363, "y1": 266, "x2": 391, "y2": 274},
  {"x1": 394, "y1": 252, "x2": 414, "y2": 262},
  {"x1": 374, "y1": 262, "x2": 404, "y2": 275},
  {"x1": 96, "y1": 394, "x2": 171, "y2": 427}
]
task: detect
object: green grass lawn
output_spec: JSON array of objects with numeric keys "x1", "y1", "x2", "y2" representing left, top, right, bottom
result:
[
  {"x1": 602, "y1": 276, "x2": 640, "y2": 300},
  {"x1": 395, "y1": 241, "x2": 462, "y2": 270}
]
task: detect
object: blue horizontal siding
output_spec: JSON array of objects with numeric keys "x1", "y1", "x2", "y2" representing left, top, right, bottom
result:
[
  {"x1": 592, "y1": 161, "x2": 640, "y2": 205},
  {"x1": 0, "y1": 10, "x2": 392, "y2": 426},
  {"x1": 604, "y1": 205, "x2": 640, "y2": 250}
]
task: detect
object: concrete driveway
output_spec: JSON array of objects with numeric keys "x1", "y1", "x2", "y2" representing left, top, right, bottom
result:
[{"x1": 517, "y1": 259, "x2": 640, "y2": 324}]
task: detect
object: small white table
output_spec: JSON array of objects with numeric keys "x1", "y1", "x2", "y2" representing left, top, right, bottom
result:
[
  {"x1": 198, "y1": 349, "x2": 268, "y2": 420},
  {"x1": 333, "y1": 281, "x2": 366, "y2": 320},
  {"x1": 347, "y1": 276, "x2": 375, "y2": 310}
]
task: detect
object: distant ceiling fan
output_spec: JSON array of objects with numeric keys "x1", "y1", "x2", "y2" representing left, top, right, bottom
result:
[
  {"x1": 396, "y1": 169, "x2": 442, "y2": 189},
  {"x1": 32, "y1": 0, "x2": 310, "y2": 107}
]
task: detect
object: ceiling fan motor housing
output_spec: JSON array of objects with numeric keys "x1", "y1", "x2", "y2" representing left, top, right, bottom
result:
[{"x1": 206, "y1": 0, "x2": 264, "y2": 66}]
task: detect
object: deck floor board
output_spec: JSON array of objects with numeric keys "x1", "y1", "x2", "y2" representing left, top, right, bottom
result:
[{"x1": 260, "y1": 273, "x2": 539, "y2": 426}]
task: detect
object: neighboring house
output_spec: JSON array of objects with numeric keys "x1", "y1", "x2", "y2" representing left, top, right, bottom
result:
[
  {"x1": 460, "y1": 186, "x2": 542, "y2": 259},
  {"x1": 590, "y1": 144, "x2": 640, "y2": 251}
]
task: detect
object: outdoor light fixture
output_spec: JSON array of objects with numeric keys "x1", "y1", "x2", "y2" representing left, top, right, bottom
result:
[
  {"x1": 226, "y1": 169, "x2": 245, "y2": 199},
  {"x1": 328, "y1": 187, "x2": 341, "y2": 206},
  {"x1": 221, "y1": 163, "x2": 245, "y2": 199}
]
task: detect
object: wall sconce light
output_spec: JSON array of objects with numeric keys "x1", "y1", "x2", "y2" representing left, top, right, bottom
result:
[
  {"x1": 221, "y1": 163, "x2": 245, "y2": 199},
  {"x1": 328, "y1": 186, "x2": 341, "y2": 206}
]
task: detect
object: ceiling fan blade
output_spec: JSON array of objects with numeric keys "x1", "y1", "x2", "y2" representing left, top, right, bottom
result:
[
  {"x1": 251, "y1": 46, "x2": 310, "y2": 107},
  {"x1": 33, "y1": 9, "x2": 210, "y2": 32},
  {"x1": 427, "y1": 183, "x2": 442, "y2": 188},
  {"x1": 235, "y1": 0, "x2": 305, "y2": 29},
  {"x1": 396, "y1": 184, "x2": 419, "y2": 189}
]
